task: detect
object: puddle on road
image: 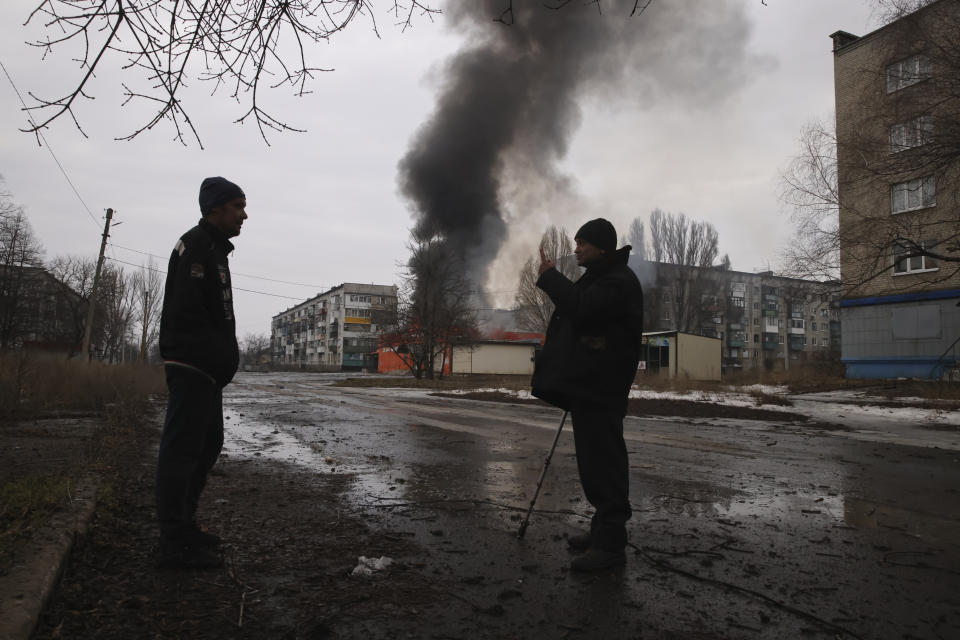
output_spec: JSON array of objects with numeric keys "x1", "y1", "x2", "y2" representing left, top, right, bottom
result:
[
  {"x1": 644, "y1": 483, "x2": 959, "y2": 546},
  {"x1": 222, "y1": 413, "x2": 323, "y2": 465},
  {"x1": 222, "y1": 385, "x2": 960, "y2": 551},
  {"x1": 221, "y1": 408, "x2": 424, "y2": 509}
]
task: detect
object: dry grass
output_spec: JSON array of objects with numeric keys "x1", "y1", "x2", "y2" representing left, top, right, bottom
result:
[
  {"x1": 0, "y1": 474, "x2": 71, "y2": 572},
  {"x1": 333, "y1": 373, "x2": 532, "y2": 392},
  {"x1": 747, "y1": 389, "x2": 794, "y2": 407},
  {"x1": 0, "y1": 352, "x2": 166, "y2": 572},
  {"x1": 0, "y1": 353, "x2": 166, "y2": 421}
]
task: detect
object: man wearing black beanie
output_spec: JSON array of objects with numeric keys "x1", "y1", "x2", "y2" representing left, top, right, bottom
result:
[
  {"x1": 155, "y1": 176, "x2": 247, "y2": 568},
  {"x1": 531, "y1": 218, "x2": 644, "y2": 571}
]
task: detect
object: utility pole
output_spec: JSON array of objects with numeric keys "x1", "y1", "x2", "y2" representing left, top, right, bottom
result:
[
  {"x1": 139, "y1": 289, "x2": 149, "y2": 361},
  {"x1": 81, "y1": 208, "x2": 113, "y2": 361}
]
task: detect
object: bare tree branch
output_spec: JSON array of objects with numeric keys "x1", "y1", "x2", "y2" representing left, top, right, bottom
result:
[{"x1": 21, "y1": 1, "x2": 439, "y2": 145}]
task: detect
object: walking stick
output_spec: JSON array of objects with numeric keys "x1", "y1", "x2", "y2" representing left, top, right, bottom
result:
[{"x1": 517, "y1": 410, "x2": 568, "y2": 539}]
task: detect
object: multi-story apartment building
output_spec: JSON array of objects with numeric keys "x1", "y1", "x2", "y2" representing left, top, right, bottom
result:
[
  {"x1": 633, "y1": 259, "x2": 841, "y2": 372},
  {"x1": 271, "y1": 283, "x2": 397, "y2": 371},
  {"x1": 831, "y1": 0, "x2": 960, "y2": 379},
  {"x1": 0, "y1": 265, "x2": 84, "y2": 355}
]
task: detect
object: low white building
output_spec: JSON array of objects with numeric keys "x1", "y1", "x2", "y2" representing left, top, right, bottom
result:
[
  {"x1": 642, "y1": 331, "x2": 722, "y2": 381},
  {"x1": 451, "y1": 340, "x2": 538, "y2": 375}
]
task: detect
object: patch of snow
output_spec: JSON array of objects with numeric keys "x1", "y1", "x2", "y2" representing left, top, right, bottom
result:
[
  {"x1": 351, "y1": 556, "x2": 393, "y2": 576},
  {"x1": 732, "y1": 384, "x2": 790, "y2": 395}
]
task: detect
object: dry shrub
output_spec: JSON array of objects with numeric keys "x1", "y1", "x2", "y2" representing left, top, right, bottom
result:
[
  {"x1": 0, "y1": 352, "x2": 166, "y2": 422},
  {"x1": 633, "y1": 372, "x2": 729, "y2": 395},
  {"x1": 747, "y1": 389, "x2": 794, "y2": 407},
  {"x1": 335, "y1": 373, "x2": 531, "y2": 391}
]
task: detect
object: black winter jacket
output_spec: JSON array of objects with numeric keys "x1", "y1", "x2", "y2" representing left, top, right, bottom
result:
[
  {"x1": 531, "y1": 247, "x2": 643, "y2": 412},
  {"x1": 159, "y1": 219, "x2": 240, "y2": 388}
]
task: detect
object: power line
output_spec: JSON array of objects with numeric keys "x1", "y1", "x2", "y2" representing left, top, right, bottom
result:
[
  {"x1": 104, "y1": 256, "x2": 305, "y2": 300},
  {"x1": 0, "y1": 57, "x2": 100, "y2": 228},
  {"x1": 108, "y1": 242, "x2": 332, "y2": 289}
]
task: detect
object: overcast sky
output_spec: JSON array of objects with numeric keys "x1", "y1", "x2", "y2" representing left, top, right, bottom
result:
[{"x1": 0, "y1": 1, "x2": 881, "y2": 339}]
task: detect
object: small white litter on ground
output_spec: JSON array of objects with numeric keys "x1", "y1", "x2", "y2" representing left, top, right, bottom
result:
[{"x1": 351, "y1": 555, "x2": 393, "y2": 576}]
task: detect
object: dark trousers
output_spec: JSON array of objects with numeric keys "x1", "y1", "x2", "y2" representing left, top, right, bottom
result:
[
  {"x1": 156, "y1": 367, "x2": 224, "y2": 542},
  {"x1": 570, "y1": 400, "x2": 632, "y2": 551}
]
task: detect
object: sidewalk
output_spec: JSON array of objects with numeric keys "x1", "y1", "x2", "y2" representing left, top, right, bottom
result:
[{"x1": 0, "y1": 477, "x2": 98, "y2": 640}]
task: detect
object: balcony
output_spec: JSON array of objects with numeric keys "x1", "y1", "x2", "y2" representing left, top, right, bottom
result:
[
  {"x1": 788, "y1": 337, "x2": 805, "y2": 351},
  {"x1": 762, "y1": 332, "x2": 779, "y2": 350},
  {"x1": 699, "y1": 324, "x2": 719, "y2": 338}
]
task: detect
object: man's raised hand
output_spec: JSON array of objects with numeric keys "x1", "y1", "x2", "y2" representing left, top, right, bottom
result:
[{"x1": 538, "y1": 245, "x2": 556, "y2": 276}]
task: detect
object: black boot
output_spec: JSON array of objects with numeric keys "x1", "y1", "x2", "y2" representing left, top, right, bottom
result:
[
  {"x1": 570, "y1": 547, "x2": 626, "y2": 572},
  {"x1": 567, "y1": 532, "x2": 591, "y2": 552},
  {"x1": 157, "y1": 539, "x2": 223, "y2": 570},
  {"x1": 188, "y1": 524, "x2": 222, "y2": 547}
]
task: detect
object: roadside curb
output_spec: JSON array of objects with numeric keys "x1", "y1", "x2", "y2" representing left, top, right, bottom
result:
[{"x1": 0, "y1": 476, "x2": 98, "y2": 640}]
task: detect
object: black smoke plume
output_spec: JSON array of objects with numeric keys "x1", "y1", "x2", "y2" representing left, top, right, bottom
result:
[{"x1": 398, "y1": 1, "x2": 761, "y2": 301}]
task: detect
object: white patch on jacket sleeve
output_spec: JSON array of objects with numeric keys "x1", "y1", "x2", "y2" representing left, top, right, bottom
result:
[{"x1": 175, "y1": 239, "x2": 186, "y2": 256}]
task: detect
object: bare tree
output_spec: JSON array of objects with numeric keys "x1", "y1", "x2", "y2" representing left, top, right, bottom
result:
[
  {"x1": 777, "y1": 118, "x2": 842, "y2": 281},
  {"x1": 21, "y1": 1, "x2": 439, "y2": 146},
  {"x1": 131, "y1": 260, "x2": 163, "y2": 362},
  {"x1": 97, "y1": 265, "x2": 135, "y2": 362},
  {"x1": 47, "y1": 255, "x2": 99, "y2": 357},
  {"x1": 380, "y1": 235, "x2": 478, "y2": 379},
  {"x1": 870, "y1": 0, "x2": 936, "y2": 24},
  {"x1": 241, "y1": 332, "x2": 271, "y2": 368},
  {"x1": 624, "y1": 216, "x2": 647, "y2": 260},
  {"x1": 647, "y1": 208, "x2": 728, "y2": 334},
  {"x1": 513, "y1": 226, "x2": 578, "y2": 333},
  {"x1": 0, "y1": 188, "x2": 45, "y2": 349}
]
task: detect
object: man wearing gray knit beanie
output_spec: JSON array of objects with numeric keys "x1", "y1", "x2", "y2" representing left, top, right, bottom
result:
[
  {"x1": 155, "y1": 176, "x2": 247, "y2": 568},
  {"x1": 531, "y1": 217, "x2": 644, "y2": 571}
]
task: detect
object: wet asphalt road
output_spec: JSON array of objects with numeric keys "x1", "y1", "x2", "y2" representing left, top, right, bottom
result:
[{"x1": 220, "y1": 372, "x2": 960, "y2": 639}]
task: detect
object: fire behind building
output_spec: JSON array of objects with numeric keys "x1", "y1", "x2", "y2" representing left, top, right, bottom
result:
[{"x1": 271, "y1": 283, "x2": 397, "y2": 371}]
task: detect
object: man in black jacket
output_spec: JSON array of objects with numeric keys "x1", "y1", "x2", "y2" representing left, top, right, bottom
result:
[
  {"x1": 532, "y1": 218, "x2": 643, "y2": 571},
  {"x1": 156, "y1": 176, "x2": 247, "y2": 568}
]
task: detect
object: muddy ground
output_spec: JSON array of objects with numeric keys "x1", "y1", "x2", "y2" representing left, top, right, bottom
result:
[{"x1": 5, "y1": 372, "x2": 960, "y2": 639}]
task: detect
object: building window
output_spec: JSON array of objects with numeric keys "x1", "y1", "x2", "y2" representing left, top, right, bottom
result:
[
  {"x1": 663, "y1": 309, "x2": 672, "y2": 321},
  {"x1": 886, "y1": 55, "x2": 931, "y2": 93},
  {"x1": 779, "y1": 334, "x2": 784, "y2": 344},
  {"x1": 812, "y1": 337, "x2": 818, "y2": 346},
  {"x1": 893, "y1": 240, "x2": 938, "y2": 274},
  {"x1": 811, "y1": 321, "x2": 817, "y2": 332},
  {"x1": 743, "y1": 349, "x2": 750, "y2": 358},
  {"x1": 753, "y1": 334, "x2": 759, "y2": 343},
  {"x1": 890, "y1": 116, "x2": 933, "y2": 153},
  {"x1": 891, "y1": 176, "x2": 936, "y2": 214},
  {"x1": 753, "y1": 317, "x2": 760, "y2": 327},
  {"x1": 791, "y1": 318, "x2": 804, "y2": 330}
]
